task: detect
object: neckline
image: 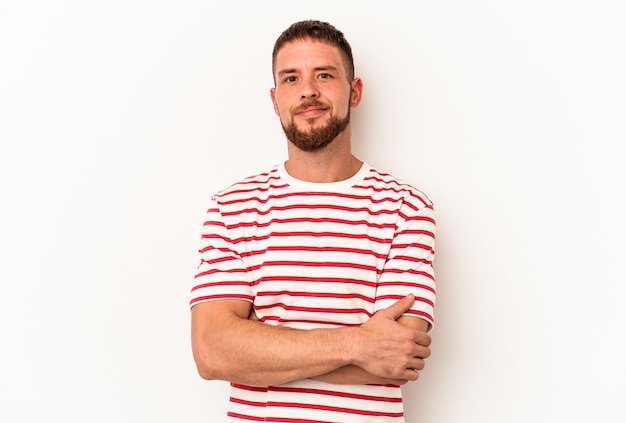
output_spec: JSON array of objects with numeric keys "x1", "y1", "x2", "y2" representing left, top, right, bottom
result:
[{"x1": 276, "y1": 161, "x2": 370, "y2": 191}]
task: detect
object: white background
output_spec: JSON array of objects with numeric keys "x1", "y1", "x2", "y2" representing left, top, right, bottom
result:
[{"x1": 1, "y1": 1, "x2": 625, "y2": 422}]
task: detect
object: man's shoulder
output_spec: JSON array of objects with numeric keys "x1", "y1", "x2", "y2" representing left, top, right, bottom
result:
[
  {"x1": 213, "y1": 165, "x2": 283, "y2": 201},
  {"x1": 364, "y1": 166, "x2": 434, "y2": 208}
]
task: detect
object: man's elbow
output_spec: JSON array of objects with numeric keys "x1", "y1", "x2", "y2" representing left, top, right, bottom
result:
[
  {"x1": 196, "y1": 359, "x2": 236, "y2": 382},
  {"x1": 195, "y1": 359, "x2": 216, "y2": 380},
  {"x1": 193, "y1": 348, "x2": 229, "y2": 381}
]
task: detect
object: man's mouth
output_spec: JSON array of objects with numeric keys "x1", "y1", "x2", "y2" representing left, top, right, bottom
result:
[
  {"x1": 296, "y1": 107, "x2": 326, "y2": 119},
  {"x1": 294, "y1": 101, "x2": 328, "y2": 119}
]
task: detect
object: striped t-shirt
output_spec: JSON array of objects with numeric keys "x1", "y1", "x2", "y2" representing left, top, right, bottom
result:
[{"x1": 191, "y1": 162, "x2": 436, "y2": 422}]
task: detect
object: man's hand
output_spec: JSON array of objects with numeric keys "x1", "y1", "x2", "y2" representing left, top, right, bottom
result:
[{"x1": 352, "y1": 294, "x2": 431, "y2": 381}]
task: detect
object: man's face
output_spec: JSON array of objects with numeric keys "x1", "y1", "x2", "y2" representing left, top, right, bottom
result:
[{"x1": 270, "y1": 40, "x2": 361, "y2": 152}]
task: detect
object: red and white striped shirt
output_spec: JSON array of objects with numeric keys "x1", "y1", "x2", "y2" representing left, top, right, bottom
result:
[{"x1": 191, "y1": 162, "x2": 436, "y2": 422}]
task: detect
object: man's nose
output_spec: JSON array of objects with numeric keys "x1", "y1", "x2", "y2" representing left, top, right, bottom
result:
[{"x1": 300, "y1": 79, "x2": 319, "y2": 99}]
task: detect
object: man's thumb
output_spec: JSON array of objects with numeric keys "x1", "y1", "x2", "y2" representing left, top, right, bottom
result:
[{"x1": 380, "y1": 294, "x2": 415, "y2": 320}]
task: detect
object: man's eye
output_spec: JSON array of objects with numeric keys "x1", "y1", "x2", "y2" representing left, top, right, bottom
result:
[
  {"x1": 318, "y1": 73, "x2": 331, "y2": 79},
  {"x1": 284, "y1": 76, "x2": 297, "y2": 83}
]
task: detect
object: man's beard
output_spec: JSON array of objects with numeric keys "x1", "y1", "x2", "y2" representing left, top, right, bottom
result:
[{"x1": 281, "y1": 106, "x2": 350, "y2": 152}]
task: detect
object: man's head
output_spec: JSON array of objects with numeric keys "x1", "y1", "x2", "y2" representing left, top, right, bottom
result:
[{"x1": 270, "y1": 20, "x2": 362, "y2": 153}]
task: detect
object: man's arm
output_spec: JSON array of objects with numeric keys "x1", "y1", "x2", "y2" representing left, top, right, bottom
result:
[
  {"x1": 312, "y1": 196, "x2": 437, "y2": 385},
  {"x1": 191, "y1": 294, "x2": 431, "y2": 387}
]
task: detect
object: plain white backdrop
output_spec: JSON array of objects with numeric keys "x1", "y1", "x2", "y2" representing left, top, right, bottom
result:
[{"x1": 1, "y1": 1, "x2": 625, "y2": 422}]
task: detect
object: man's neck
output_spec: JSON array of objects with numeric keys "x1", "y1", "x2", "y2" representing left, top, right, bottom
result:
[{"x1": 284, "y1": 132, "x2": 362, "y2": 183}]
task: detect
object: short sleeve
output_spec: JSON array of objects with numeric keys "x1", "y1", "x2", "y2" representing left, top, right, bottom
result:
[
  {"x1": 374, "y1": 198, "x2": 436, "y2": 329},
  {"x1": 190, "y1": 196, "x2": 253, "y2": 308}
]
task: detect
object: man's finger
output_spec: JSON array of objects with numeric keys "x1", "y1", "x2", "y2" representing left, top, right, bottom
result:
[{"x1": 378, "y1": 294, "x2": 415, "y2": 320}]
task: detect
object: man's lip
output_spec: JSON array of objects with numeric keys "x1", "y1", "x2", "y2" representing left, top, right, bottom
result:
[{"x1": 295, "y1": 107, "x2": 327, "y2": 118}]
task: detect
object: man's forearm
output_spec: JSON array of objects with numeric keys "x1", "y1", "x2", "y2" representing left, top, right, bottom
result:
[
  {"x1": 311, "y1": 365, "x2": 408, "y2": 385},
  {"x1": 192, "y1": 301, "x2": 359, "y2": 386}
]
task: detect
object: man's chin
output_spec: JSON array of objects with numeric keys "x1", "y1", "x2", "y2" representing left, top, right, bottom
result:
[
  {"x1": 296, "y1": 119, "x2": 326, "y2": 131},
  {"x1": 289, "y1": 139, "x2": 333, "y2": 153},
  {"x1": 282, "y1": 114, "x2": 350, "y2": 152}
]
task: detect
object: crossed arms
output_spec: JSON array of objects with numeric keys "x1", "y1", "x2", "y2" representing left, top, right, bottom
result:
[{"x1": 191, "y1": 293, "x2": 431, "y2": 387}]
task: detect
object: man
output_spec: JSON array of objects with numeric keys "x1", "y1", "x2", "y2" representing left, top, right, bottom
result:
[{"x1": 190, "y1": 20, "x2": 436, "y2": 422}]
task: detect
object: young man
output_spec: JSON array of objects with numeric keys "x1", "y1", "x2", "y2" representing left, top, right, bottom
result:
[{"x1": 190, "y1": 20, "x2": 436, "y2": 422}]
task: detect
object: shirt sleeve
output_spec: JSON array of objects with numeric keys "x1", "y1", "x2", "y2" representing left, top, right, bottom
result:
[
  {"x1": 373, "y1": 196, "x2": 436, "y2": 329},
  {"x1": 189, "y1": 196, "x2": 253, "y2": 308}
]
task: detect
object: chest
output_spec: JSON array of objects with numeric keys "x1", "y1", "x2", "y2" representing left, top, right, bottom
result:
[{"x1": 232, "y1": 201, "x2": 401, "y2": 327}]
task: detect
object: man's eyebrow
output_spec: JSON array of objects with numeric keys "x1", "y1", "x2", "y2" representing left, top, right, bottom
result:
[
  {"x1": 277, "y1": 65, "x2": 340, "y2": 77},
  {"x1": 277, "y1": 68, "x2": 297, "y2": 77}
]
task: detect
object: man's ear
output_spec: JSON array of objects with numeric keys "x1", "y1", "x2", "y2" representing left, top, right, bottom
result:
[
  {"x1": 350, "y1": 78, "x2": 363, "y2": 107},
  {"x1": 270, "y1": 87, "x2": 280, "y2": 115}
]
